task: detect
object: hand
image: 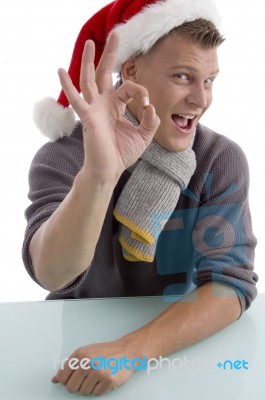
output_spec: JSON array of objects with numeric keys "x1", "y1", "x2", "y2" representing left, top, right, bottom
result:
[
  {"x1": 51, "y1": 339, "x2": 139, "y2": 396},
  {"x1": 58, "y1": 31, "x2": 160, "y2": 182}
]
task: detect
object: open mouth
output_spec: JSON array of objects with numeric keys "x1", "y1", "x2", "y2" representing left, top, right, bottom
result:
[{"x1": 171, "y1": 114, "x2": 196, "y2": 131}]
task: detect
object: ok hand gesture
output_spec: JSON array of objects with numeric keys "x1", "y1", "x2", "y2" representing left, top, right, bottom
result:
[{"x1": 58, "y1": 31, "x2": 160, "y2": 182}]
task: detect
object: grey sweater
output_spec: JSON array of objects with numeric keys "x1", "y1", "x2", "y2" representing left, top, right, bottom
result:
[{"x1": 22, "y1": 122, "x2": 258, "y2": 315}]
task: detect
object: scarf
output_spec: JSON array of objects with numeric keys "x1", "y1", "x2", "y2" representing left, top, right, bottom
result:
[{"x1": 113, "y1": 104, "x2": 196, "y2": 262}]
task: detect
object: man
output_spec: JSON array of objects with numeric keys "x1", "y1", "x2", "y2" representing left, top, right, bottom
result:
[{"x1": 23, "y1": 0, "x2": 258, "y2": 396}]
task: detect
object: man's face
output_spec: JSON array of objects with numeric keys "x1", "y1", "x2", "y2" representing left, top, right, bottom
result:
[{"x1": 124, "y1": 34, "x2": 219, "y2": 152}]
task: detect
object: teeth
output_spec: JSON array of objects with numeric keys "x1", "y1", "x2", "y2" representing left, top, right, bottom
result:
[{"x1": 178, "y1": 114, "x2": 195, "y2": 119}]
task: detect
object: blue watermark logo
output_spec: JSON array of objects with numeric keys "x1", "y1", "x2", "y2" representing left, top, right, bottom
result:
[
  {"x1": 216, "y1": 359, "x2": 249, "y2": 370},
  {"x1": 150, "y1": 172, "x2": 249, "y2": 301}
]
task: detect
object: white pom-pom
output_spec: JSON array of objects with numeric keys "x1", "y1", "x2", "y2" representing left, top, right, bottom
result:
[{"x1": 33, "y1": 97, "x2": 76, "y2": 141}]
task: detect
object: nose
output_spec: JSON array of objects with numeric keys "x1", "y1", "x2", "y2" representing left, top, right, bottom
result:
[{"x1": 186, "y1": 82, "x2": 209, "y2": 109}]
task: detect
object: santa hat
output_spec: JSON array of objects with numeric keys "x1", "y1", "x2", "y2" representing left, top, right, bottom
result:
[{"x1": 34, "y1": 0, "x2": 221, "y2": 141}]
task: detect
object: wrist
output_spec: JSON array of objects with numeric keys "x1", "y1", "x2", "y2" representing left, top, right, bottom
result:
[
  {"x1": 75, "y1": 167, "x2": 119, "y2": 192},
  {"x1": 119, "y1": 327, "x2": 154, "y2": 361}
]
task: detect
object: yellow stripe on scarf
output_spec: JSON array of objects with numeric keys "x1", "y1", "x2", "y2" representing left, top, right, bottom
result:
[{"x1": 113, "y1": 209, "x2": 155, "y2": 245}]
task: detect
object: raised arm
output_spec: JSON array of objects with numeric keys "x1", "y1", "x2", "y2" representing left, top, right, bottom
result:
[{"x1": 29, "y1": 32, "x2": 160, "y2": 291}]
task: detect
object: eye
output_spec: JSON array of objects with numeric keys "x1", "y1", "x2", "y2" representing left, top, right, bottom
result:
[
  {"x1": 174, "y1": 73, "x2": 189, "y2": 81},
  {"x1": 204, "y1": 77, "x2": 215, "y2": 87}
]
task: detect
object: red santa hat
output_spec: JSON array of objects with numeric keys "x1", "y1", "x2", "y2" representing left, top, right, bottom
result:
[{"x1": 34, "y1": 0, "x2": 221, "y2": 141}]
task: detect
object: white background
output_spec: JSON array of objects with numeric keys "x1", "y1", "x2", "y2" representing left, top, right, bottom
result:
[{"x1": 0, "y1": 0, "x2": 264, "y2": 302}]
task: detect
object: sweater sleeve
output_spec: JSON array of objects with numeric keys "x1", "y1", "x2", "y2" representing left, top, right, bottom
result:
[
  {"x1": 191, "y1": 133, "x2": 258, "y2": 316},
  {"x1": 22, "y1": 124, "x2": 89, "y2": 291}
]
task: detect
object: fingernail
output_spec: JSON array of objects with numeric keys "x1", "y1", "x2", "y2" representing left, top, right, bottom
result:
[{"x1": 143, "y1": 97, "x2": 149, "y2": 107}]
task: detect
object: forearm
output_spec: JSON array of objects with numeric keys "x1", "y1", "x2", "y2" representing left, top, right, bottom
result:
[
  {"x1": 123, "y1": 282, "x2": 241, "y2": 359},
  {"x1": 29, "y1": 169, "x2": 118, "y2": 292}
]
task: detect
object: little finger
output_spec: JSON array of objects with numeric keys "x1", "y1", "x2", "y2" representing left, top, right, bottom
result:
[
  {"x1": 91, "y1": 380, "x2": 116, "y2": 396},
  {"x1": 58, "y1": 68, "x2": 89, "y2": 120}
]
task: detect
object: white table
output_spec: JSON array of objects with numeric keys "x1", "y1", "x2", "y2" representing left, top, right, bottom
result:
[{"x1": 1, "y1": 294, "x2": 264, "y2": 399}]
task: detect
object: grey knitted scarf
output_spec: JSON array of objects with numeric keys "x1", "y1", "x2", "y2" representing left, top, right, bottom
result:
[{"x1": 113, "y1": 107, "x2": 196, "y2": 262}]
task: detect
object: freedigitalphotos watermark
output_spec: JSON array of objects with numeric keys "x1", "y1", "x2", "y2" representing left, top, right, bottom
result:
[{"x1": 53, "y1": 354, "x2": 200, "y2": 376}]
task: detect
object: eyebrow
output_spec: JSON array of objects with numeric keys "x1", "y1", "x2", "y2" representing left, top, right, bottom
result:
[{"x1": 169, "y1": 65, "x2": 220, "y2": 75}]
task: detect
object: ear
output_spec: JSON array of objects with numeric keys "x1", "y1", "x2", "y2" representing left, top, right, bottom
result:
[{"x1": 120, "y1": 58, "x2": 139, "y2": 82}]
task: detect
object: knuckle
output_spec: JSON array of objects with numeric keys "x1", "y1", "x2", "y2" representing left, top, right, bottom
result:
[
  {"x1": 107, "y1": 372, "x2": 119, "y2": 386},
  {"x1": 93, "y1": 370, "x2": 108, "y2": 383},
  {"x1": 80, "y1": 81, "x2": 93, "y2": 96},
  {"x1": 70, "y1": 97, "x2": 80, "y2": 110},
  {"x1": 104, "y1": 376, "x2": 114, "y2": 386},
  {"x1": 75, "y1": 347, "x2": 83, "y2": 356},
  {"x1": 94, "y1": 385, "x2": 110, "y2": 397},
  {"x1": 127, "y1": 80, "x2": 148, "y2": 95},
  {"x1": 75, "y1": 348, "x2": 87, "y2": 360},
  {"x1": 138, "y1": 124, "x2": 154, "y2": 135},
  {"x1": 138, "y1": 86, "x2": 149, "y2": 98},
  {"x1": 117, "y1": 81, "x2": 149, "y2": 104}
]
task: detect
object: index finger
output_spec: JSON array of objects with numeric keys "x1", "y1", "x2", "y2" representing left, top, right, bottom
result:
[
  {"x1": 51, "y1": 358, "x2": 74, "y2": 385},
  {"x1": 96, "y1": 31, "x2": 119, "y2": 93}
]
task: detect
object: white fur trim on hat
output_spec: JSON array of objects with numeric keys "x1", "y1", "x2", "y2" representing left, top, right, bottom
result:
[
  {"x1": 113, "y1": 0, "x2": 222, "y2": 71},
  {"x1": 33, "y1": 98, "x2": 76, "y2": 141}
]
